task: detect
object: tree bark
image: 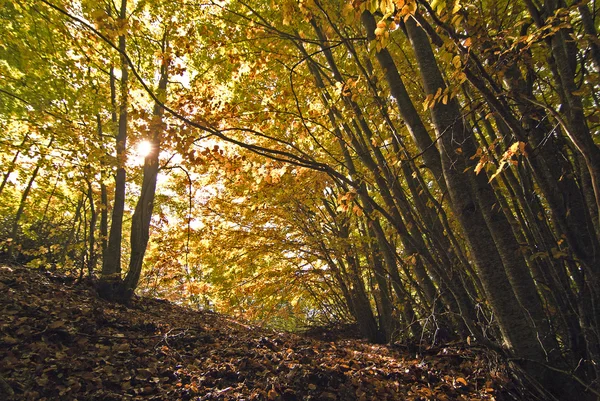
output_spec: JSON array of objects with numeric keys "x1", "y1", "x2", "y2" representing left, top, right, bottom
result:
[
  {"x1": 101, "y1": 0, "x2": 129, "y2": 283},
  {"x1": 403, "y1": 15, "x2": 548, "y2": 361},
  {"x1": 120, "y1": 59, "x2": 169, "y2": 298}
]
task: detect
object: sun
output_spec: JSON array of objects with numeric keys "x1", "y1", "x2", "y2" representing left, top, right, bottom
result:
[{"x1": 136, "y1": 140, "x2": 153, "y2": 157}]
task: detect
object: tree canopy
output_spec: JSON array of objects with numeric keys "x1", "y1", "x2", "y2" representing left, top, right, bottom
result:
[{"x1": 1, "y1": 0, "x2": 599, "y2": 398}]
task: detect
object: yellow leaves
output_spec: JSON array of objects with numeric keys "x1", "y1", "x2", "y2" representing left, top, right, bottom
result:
[
  {"x1": 396, "y1": 0, "x2": 417, "y2": 22},
  {"x1": 422, "y1": 95, "x2": 434, "y2": 111},
  {"x1": 451, "y1": 0, "x2": 462, "y2": 14},
  {"x1": 380, "y1": 0, "x2": 395, "y2": 15},
  {"x1": 510, "y1": 141, "x2": 528, "y2": 156},
  {"x1": 430, "y1": 0, "x2": 446, "y2": 13},
  {"x1": 374, "y1": 20, "x2": 388, "y2": 37},
  {"x1": 298, "y1": 0, "x2": 317, "y2": 20},
  {"x1": 336, "y1": 79, "x2": 359, "y2": 99},
  {"x1": 342, "y1": 3, "x2": 356, "y2": 24},
  {"x1": 373, "y1": 18, "x2": 390, "y2": 51},
  {"x1": 282, "y1": 1, "x2": 294, "y2": 26},
  {"x1": 422, "y1": 87, "x2": 453, "y2": 111},
  {"x1": 89, "y1": 9, "x2": 107, "y2": 21},
  {"x1": 451, "y1": 55, "x2": 461, "y2": 69},
  {"x1": 451, "y1": 13, "x2": 463, "y2": 27},
  {"x1": 488, "y1": 141, "x2": 528, "y2": 183}
]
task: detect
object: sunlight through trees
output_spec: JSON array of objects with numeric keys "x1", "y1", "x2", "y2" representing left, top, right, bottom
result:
[{"x1": 1, "y1": 0, "x2": 599, "y2": 397}]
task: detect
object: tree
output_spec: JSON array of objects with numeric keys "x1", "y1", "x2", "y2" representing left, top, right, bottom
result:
[{"x1": 2, "y1": 0, "x2": 599, "y2": 397}]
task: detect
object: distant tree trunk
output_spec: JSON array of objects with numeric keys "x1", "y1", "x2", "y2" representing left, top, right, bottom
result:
[
  {"x1": 96, "y1": 115, "x2": 109, "y2": 265},
  {"x1": 58, "y1": 195, "x2": 84, "y2": 267},
  {"x1": 362, "y1": 222, "x2": 395, "y2": 341},
  {"x1": 100, "y1": 183, "x2": 108, "y2": 258},
  {"x1": 0, "y1": 134, "x2": 28, "y2": 197},
  {"x1": 37, "y1": 163, "x2": 63, "y2": 232},
  {"x1": 86, "y1": 179, "x2": 97, "y2": 277},
  {"x1": 8, "y1": 137, "x2": 53, "y2": 260},
  {"x1": 577, "y1": 3, "x2": 600, "y2": 72},
  {"x1": 320, "y1": 195, "x2": 385, "y2": 343},
  {"x1": 7, "y1": 162, "x2": 42, "y2": 260},
  {"x1": 544, "y1": 0, "x2": 600, "y2": 233}
]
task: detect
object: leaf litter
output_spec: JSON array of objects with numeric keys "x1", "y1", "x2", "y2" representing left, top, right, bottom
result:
[{"x1": 0, "y1": 265, "x2": 536, "y2": 400}]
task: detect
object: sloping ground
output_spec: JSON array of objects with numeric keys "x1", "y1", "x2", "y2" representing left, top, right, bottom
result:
[{"x1": 0, "y1": 265, "x2": 533, "y2": 401}]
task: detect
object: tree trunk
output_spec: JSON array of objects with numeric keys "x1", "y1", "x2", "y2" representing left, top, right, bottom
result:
[
  {"x1": 8, "y1": 161, "x2": 42, "y2": 260},
  {"x1": 86, "y1": 180, "x2": 97, "y2": 277},
  {"x1": 0, "y1": 134, "x2": 28, "y2": 197},
  {"x1": 120, "y1": 60, "x2": 169, "y2": 298},
  {"x1": 359, "y1": 11, "x2": 446, "y2": 191},
  {"x1": 8, "y1": 137, "x2": 53, "y2": 260},
  {"x1": 99, "y1": 0, "x2": 129, "y2": 297},
  {"x1": 98, "y1": 0, "x2": 129, "y2": 300},
  {"x1": 403, "y1": 15, "x2": 548, "y2": 361}
]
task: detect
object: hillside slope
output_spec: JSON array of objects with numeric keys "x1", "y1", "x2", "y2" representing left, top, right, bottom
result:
[{"x1": 0, "y1": 266, "x2": 533, "y2": 400}]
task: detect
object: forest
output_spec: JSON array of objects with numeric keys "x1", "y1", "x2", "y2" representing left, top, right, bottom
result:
[{"x1": 0, "y1": 0, "x2": 599, "y2": 399}]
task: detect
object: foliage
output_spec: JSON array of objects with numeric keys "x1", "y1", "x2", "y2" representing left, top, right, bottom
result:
[
  {"x1": 1, "y1": 0, "x2": 600, "y2": 397},
  {"x1": 0, "y1": 265, "x2": 542, "y2": 400}
]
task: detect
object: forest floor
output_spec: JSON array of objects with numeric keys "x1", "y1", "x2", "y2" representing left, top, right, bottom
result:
[{"x1": 0, "y1": 265, "x2": 537, "y2": 401}]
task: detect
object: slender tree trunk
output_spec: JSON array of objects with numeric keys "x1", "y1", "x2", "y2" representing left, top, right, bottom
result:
[
  {"x1": 58, "y1": 195, "x2": 84, "y2": 266},
  {"x1": 95, "y1": 115, "x2": 110, "y2": 265},
  {"x1": 321, "y1": 196, "x2": 384, "y2": 343},
  {"x1": 544, "y1": 0, "x2": 600, "y2": 234},
  {"x1": 86, "y1": 180, "x2": 97, "y2": 277},
  {"x1": 8, "y1": 161, "x2": 42, "y2": 260},
  {"x1": 100, "y1": 0, "x2": 129, "y2": 293},
  {"x1": 120, "y1": 59, "x2": 169, "y2": 297},
  {"x1": 359, "y1": 11, "x2": 446, "y2": 191},
  {"x1": 577, "y1": 3, "x2": 600, "y2": 72},
  {"x1": 362, "y1": 221, "x2": 395, "y2": 341},
  {"x1": 8, "y1": 137, "x2": 53, "y2": 260},
  {"x1": 0, "y1": 134, "x2": 28, "y2": 197},
  {"x1": 403, "y1": 15, "x2": 549, "y2": 361}
]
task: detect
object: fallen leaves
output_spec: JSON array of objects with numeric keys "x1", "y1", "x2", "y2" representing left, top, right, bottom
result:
[{"x1": 0, "y1": 265, "x2": 532, "y2": 400}]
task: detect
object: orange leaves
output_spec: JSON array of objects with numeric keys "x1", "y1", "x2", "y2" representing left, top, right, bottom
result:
[
  {"x1": 422, "y1": 86, "x2": 453, "y2": 111},
  {"x1": 185, "y1": 281, "x2": 212, "y2": 296},
  {"x1": 474, "y1": 141, "x2": 528, "y2": 183},
  {"x1": 1, "y1": 266, "x2": 520, "y2": 400},
  {"x1": 470, "y1": 146, "x2": 490, "y2": 175},
  {"x1": 455, "y1": 376, "x2": 468, "y2": 386},
  {"x1": 335, "y1": 190, "x2": 365, "y2": 216},
  {"x1": 336, "y1": 190, "x2": 356, "y2": 211},
  {"x1": 395, "y1": 0, "x2": 417, "y2": 22},
  {"x1": 374, "y1": 20, "x2": 388, "y2": 37}
]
